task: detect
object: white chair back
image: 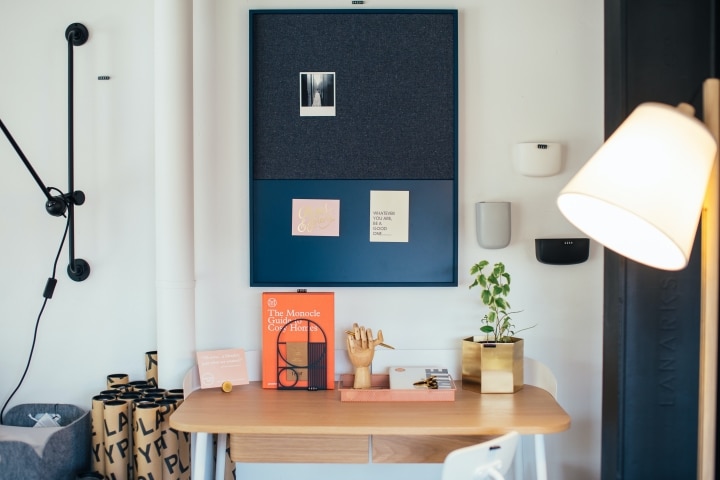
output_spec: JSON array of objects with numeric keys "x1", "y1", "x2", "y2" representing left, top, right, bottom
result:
[
  {"x1": 182, "y1": 365, "x2": 201, "y2": 398},
  {"x1": 182, "y1": 366, "x2": 229, "y2": 480},
  {"x1": 441, "y1": 431, "x2": 520, "y2": 480},
  {"x1": 524, "y1": 357, "x2": 557, "y2": 398}
]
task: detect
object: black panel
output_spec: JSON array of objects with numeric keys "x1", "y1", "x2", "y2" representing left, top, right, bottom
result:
[
  {"x1": 534, "y1": 238, "x2": 589, "y2": 265},
  {"x1": 602, "y1": 0, "x2": 714, "y2": 478},
  {"x1": 251, "y1": 10, "x2": 457, "y2": 180}
]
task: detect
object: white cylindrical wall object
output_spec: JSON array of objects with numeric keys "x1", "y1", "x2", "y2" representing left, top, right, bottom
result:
[
  {"x1": 154, "y1": 0, "x2": 196, "y2": 388},
  {"x1": 193, "y1": 0, "x2": 217, "y2": 283},
  {"x1": 475, "y1": 201, "x2": 511, "y2": 249}
]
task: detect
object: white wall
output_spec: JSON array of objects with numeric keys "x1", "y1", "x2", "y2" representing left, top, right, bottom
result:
[{"x1": 0, "y1": 0, "x2": 604, "y2": 479}]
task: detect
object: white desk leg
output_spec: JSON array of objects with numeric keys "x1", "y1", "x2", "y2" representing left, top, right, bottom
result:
[
  {"x1": 514, "y1": 435, "x2": 525, "y2": 480},
  {"x1": 192, "y1": 432, "x2": 214, "y2": 480},
  {"x1": 215, "y1": 433, "x2": 227, "y2": 480},
  {"x1": 534, "y1": 434, "x2": 548, "y2": 480}
]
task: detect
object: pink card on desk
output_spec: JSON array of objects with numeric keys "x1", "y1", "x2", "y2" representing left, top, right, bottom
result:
[{"x1": 196, "y1": 348, "x2": 249, "y2": 389}]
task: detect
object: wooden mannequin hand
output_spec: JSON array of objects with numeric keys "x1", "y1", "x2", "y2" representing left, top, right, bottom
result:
[{"x1": 346, "y1": 323, "x2": 384, "y2": 388}]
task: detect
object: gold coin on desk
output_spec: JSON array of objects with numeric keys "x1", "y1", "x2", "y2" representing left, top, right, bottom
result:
[{"x1": 222, "y1": 381, "x2": 233, "y2": 393}]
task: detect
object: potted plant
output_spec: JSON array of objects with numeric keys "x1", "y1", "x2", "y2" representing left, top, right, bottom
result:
[{"x1": 462, "y1": 260, "x2": 528, "y2": 393}]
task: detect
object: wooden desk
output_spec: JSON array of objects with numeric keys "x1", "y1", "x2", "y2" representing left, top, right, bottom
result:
[{"x1": 170, "y1": 381, "x2": 570, "y2": 477}]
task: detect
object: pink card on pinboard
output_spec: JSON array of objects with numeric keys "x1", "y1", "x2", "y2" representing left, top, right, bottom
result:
[{"x1": 291, "y1": 199, "x2": 340, "y2": 236}]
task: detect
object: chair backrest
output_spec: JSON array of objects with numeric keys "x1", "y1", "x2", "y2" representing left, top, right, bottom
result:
[
  {"x1": 523, "y1": 357, "x2": 557, "y2": 398},
  {"x1": 182, "y1": 365, "x2": 201, "y2": 399},
  {"x1": 441, "y1": 431, "x2": 520, "y2": 480}
]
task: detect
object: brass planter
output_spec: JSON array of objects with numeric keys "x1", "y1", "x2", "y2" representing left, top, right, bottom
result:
[{"x1": 461, "y1": 337, "x2": 524, "y2": 393}]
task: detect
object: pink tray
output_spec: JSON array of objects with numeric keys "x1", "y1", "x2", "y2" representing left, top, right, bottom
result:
[{"x1": 338, "y1": 374, "x2": 456, "y2": 402}]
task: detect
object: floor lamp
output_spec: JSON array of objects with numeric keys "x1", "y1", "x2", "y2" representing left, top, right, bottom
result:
[{"x1": 557, "y1": 78, "x2": 720, "y2": 479}]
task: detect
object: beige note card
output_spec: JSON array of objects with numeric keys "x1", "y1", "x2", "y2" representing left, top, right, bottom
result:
[{"x1": 369, "y1": 190, "x2": 410, "y2": 243}]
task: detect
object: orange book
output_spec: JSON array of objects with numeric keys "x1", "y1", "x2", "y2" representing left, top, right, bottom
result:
[{"x1": 261, "y1": 291, "x2": 335, "y2": 389}]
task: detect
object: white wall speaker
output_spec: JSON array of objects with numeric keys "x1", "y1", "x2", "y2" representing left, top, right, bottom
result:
[
  {"x1": 512, "y1": 142, "x2": 562, "y2": 176},
  {"x1": 475, "y1": 202, "x2": 511, "y2": 249}
]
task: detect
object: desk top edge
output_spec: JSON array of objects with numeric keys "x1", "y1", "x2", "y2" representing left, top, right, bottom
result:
[{"x1": 170, "y1": 381, "x2": 570, "y2": 436}]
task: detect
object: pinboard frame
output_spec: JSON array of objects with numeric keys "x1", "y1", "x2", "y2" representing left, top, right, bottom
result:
[{"x1": 249, "y1": 9, "x2": 458, "y2": 286}]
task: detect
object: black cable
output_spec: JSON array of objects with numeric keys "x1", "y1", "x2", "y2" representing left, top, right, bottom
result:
[{"x1": 0, "y1": 213, "x2": 70, "y2": 424}]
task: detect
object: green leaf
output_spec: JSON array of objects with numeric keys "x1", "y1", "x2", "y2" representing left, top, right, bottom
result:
[{"x1": 481, "y1": 290, "x2": 491, "y2": 304}]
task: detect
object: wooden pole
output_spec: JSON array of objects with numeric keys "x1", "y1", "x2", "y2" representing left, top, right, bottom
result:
[{"x1": 698, "y1": 77, "x2": 719, "y2": 480}]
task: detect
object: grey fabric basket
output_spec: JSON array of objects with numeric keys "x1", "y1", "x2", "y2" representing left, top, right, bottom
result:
[{"x1": 0, "y1": 403, "x2": 90, "y2": 480}]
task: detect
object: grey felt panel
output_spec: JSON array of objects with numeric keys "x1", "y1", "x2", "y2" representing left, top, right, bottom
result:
[{"x1": 251, "y1": 10, "x2": 457, "y2": 180}]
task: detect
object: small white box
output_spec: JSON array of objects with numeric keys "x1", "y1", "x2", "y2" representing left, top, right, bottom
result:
[{"x1": 513, "y1": 142, "x2": 562, "y2": 177}]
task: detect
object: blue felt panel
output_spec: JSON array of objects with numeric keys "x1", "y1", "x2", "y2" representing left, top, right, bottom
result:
[{"x1": 250, "y1": 180, "x2": 457, "y2": 286}]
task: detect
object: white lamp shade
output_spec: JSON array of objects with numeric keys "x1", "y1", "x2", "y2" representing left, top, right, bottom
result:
[{"x1": 557, "y1": 102, "x2": 717, "y2": 270}]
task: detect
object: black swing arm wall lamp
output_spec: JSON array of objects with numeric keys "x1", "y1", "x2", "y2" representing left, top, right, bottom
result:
[{"x1": 0, "y1": 22, "x2": 90, "y2": 282}]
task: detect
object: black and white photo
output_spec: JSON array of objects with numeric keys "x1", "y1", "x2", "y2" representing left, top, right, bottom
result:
[{"x1": 300, "y1": 72, "x2": 336, "y2": 117}]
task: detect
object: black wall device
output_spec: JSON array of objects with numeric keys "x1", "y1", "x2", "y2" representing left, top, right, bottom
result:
[{"x1": 535, "y1": 238, "x2": 589, "y2": 265}]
